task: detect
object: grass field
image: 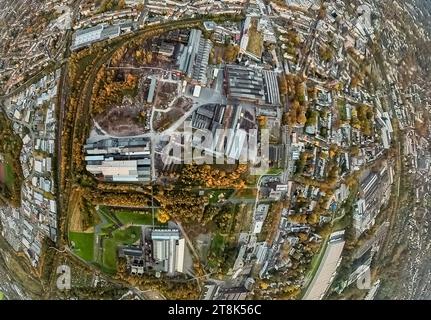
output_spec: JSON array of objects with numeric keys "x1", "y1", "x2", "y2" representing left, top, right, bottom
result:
[
  {"x1": 0, "y1": 162, "x2": 4, "y2": 182},
  {"x1": 112, "y1": 226, "x2": 142, "y2": 245},
  {"x1": 207, "y1": 233, "x2": 226, "y2": 269},
  {"x1": 99, "y1": 226, "x2": 143, "y2": 273},
  {"x1": 114, "y1": 210, "x2": 155, "y2": 225},
  {"x1": 0, "y1": 112, "x2": 23, "y2": 206},
  {"x1": 210, "y1": 233, "x2": 226, "y2": 257},
  {"x1": 211, "y1": 233, "x2": 226, "y2": 256},
  {"x1": 95, "y1": 207, "x2": 148, "y2": 273},
  {"x1": 69, "y1": 232, "x2": 95, "y2": 261},
  {"x1": 0, "y1": 157, "x2": 16, "y2": 190},
  {"x1": 102, "y1": 238, "x2": 118, "y2": 273}
]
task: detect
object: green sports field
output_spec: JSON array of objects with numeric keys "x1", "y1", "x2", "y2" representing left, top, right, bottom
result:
[{"x1": 69, "y1": 232, "x2": 95, "y2": 261}]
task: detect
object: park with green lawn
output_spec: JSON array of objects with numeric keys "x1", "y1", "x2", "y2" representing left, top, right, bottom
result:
[
  {"x1": 3, "y1": 161, "x2": 15, "y2": 190},
  {"x1": 114, "y1": 209, "x2": 155, "y2": 225},
  {"x1": 92, "y1": 207, "x2": 165, "y2": 273},
  {"x1": 69, "y1": 231, "x2": 95, "y2": 261},
  {"x1": 68, "y1": 204, "x2": 170, "y2": 273},
  {"x1": 0, "y1": 112, "x2": 23, "y2": 207},
  {"x1": 0, "y1": 155, "x2": 22, "y2": 206},
  {"x1": 206, "y1": 232, "x2": 226, "y2": 269},
  {"x1": 100, "y1": 226, "x2": 143, "y2": 273}
]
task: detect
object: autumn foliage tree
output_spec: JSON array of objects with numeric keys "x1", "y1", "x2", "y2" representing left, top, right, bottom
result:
[
  {"x1": 179, "y1": 164, "x2": 248, "y2": 189},
  {"x1": 91, "y1": 67, "x2": 138, "y2": 116},
  {"x1": 157, "y1": 210, "x2": 170, "y2": 223},
  {"x1": 155, "y1": 189, "x2": 209, "y2": 224},
  {"x1": 319, "y1": 46, "x2": 333, "y2": 62},
  {"x1": 223, "y1": 44, "x2": 240, "y2": 63},
  {"x1": 278, "y1": 74, "x2": 288, "y2": 95}
]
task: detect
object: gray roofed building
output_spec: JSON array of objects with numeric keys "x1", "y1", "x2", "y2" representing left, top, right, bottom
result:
[
  {"x1": 225, "y1": 65, "x2": 281, "y2": 106},
  {"x1": 158, "y1": 42, "x2": 175, "y2": 57},
  {"x1": 303, "y1": 231, "x2": 345, "y2": 300},
  {"x1": 151, "y1": 229, "x2": 185, "y2": 275},
  {"x1": 84, "y1": 137, "x2": 151, "y2": 183},
  {"x1": 119, "y1": 245, "x2": 145, "y2": 276},
  {"x1": 71, "y1": 24, "x2": 121, "y2": 50},
  {"x1": 147, "y1": 78, "x2": 157, "y2": 103},
  {"x1": 177, "y1": 29, "x2": 212, "y2": 85},
  {"x1": 262, "y1": 70, "x2": 281, "y2": 105}
]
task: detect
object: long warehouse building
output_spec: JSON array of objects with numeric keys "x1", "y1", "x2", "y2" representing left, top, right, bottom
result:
[{"x1": 303, "y1": 230, "x2": 346, "y2": 300}]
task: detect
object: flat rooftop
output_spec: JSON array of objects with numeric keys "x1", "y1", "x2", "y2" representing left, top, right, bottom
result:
[{"x1": 303, "y1": 231, "x2": 345, "y2": 300}]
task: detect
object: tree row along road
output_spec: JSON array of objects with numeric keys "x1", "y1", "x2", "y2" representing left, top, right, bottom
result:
[{"x1": 60, "y1": 16, "x2": 242, "y2": 246}]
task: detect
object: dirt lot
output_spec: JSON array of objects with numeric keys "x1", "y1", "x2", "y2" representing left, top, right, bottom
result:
[
  {"x1": 154, "y1": 81, "x2": 178, "y2": 110},
  {"x1": 96, "y1": 103, "x2": 147, "y2": 137},
  {"x1": 153, "y1": 96, "x2": 193, "y2": 131},
  {"x1": 153, "y1": 109, "x2": 184, "y2": 132},
  {"x1": 96, "y1": 35, "x2": 182, "y2": 136},
  {"x1": 95, "y1": 76, "x2": 150, "y2": 137}
]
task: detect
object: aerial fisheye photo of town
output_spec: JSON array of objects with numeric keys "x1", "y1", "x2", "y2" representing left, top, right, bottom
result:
[{"x1": 0, "y1": 0, "x2": 431, "y2": 307}]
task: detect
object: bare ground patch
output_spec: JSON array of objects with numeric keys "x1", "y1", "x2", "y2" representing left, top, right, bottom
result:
[
  {"x1": 153, "y1": 96, "x2": 193, "y2": 131},
  {"x1": 68, "y1": 188, "x2": 95, "y2": 233},
  {"x1": 95, "y1": 103, "x2": 147, "y2": 136},
  {"x1": 154, "y1": 81, "x2": 179, "y2": 110}
]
